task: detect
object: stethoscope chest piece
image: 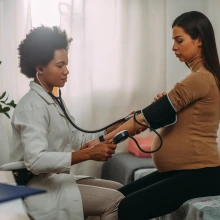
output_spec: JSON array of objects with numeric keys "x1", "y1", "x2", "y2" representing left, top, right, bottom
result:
[{"x1": 113, "y1": 130, "x2": 129, "y2": 144}]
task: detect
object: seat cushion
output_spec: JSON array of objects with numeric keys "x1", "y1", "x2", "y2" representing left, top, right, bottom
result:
[
  {"x1": 101, "y1": 152, "x2": 155, "y2": 184},
  {"x1": 127, "y1": 137, "x2": 153, "y2": 158}
]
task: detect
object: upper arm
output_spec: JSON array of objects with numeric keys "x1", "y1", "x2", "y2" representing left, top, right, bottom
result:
[
  {"x1": 168, "y1": 72, "x2": 211, "y2": 112},
  {"x1": 13, "y1": 101, "x2": 50, "y2": 164},
  {"x1": 12, "y1": 101, "x2": 71, "y2": 174}
]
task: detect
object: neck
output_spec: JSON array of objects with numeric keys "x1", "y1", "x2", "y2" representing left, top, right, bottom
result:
[
  {"x1": 187, "y1": 55, "x2": 204, "y2": 72},
  {"x1": 34, "y1": 74, "x2": 53, "y2": 93}
]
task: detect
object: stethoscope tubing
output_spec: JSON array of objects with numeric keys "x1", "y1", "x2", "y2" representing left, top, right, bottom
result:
[
  {"x1": 49, "y1": 89, "x2": 163, "y2": 153},
  {"x1": 48, "y1": 89, "x2": 126, "y2": 133},
  {"x1": 36, "y1": 70, "x2": 162, "y2": 153}
]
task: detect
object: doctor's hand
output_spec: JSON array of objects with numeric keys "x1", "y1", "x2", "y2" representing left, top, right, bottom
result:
[
  {"x1": 80, "y1": 139, "x2": 100, "y2": 150},
  {"x1": 88, "y1": 140, "x2": 116, "y2": 161}
]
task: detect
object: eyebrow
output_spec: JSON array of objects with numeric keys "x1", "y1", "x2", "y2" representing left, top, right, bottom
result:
[
  {"x1": 172, "y1": 35, "x2": 184, "y2": 39},
  {"x1": 56, "y1": 61, "x2": 68, "y2": 65}
]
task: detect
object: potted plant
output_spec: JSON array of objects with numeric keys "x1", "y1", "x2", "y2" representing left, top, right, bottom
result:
[
  {"x1": 0, "y1": 92, "x2": 16, "y2": 118},
  {"x1": 0, "y1": 61, "x2": 16, "y2": 118},
  {"x1": 0, "y1": 60, "x2": 17, "y2": 165}
]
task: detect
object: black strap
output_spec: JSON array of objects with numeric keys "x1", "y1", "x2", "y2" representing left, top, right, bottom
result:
[
  {"x1": 99, "y1": 135, "x2": 105, "y2": 142},
  {"x1": 142, "y1": 95, "x2": 176, "y2": 130},
  {"x1": 13, "y1": 168, "x2": 36, "y2": 185}
]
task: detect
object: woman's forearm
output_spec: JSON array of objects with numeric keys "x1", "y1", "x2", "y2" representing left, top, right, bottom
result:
[{"x1": 104, "y1": 113, "x2": 148, "y2": 140}]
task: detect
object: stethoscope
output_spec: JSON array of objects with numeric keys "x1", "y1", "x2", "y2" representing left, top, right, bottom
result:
[{"x1": 36, "y1": 72, "x2": 163, "y2": 153}]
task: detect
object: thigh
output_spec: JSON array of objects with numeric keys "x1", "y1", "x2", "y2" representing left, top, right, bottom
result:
[
  {"x1": 119, "y1": 169, "x2": 180, "y2": 196},
  {"x1": 118, "y1": 166, "x2": 220, "y2": 220},
  {"x1": 77, "y1": 178, "x2": 123, "y2": 190},
  {"x1": 77, "y1": 184, "x2": 124, "y2": 218}
]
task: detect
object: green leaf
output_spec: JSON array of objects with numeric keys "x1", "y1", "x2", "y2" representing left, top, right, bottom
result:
[
  {"x1": 0, "y1": 90, "x2": 16, "y2": 118},
  {"x1": 4, "y1": 112, "x2": 10, "y2": 119},
  {"x1": 4, "y1": 96, "x2": 9, "y2": 102},
  {"x1": 0, "y1": 106, "x2": 10, "y2": 113},
  {"x1": 0, "y1": 92, "x2": 6, "y2": 100},
  {"x1": 7, "y1": 100, "x2": 16, "y2": 108}
]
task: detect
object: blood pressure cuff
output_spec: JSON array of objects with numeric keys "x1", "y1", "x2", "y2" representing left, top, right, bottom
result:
[{"x1": 141, "y1": 95, "x2": 177, "y2": 130}]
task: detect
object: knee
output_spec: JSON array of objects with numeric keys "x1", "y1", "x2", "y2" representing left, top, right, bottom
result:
[
  {"x1": 113, "y1": 190, "x2": 125, "y2": 204},
  {"x1": 103, "y1": 179, "x2": 124, "y2": 190},
  {"x1": 104, "y1": 190, "x2": 124, "y2": 215},
  {"x1": 104, "y1": 189, "x2": 125, "y2": 208},
  {"x1": 112, "y1": 181, "x2": 124, "y2": 190}
]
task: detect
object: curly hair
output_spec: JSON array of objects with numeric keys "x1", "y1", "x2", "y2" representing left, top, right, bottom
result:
[{"x1": 18, "y1": 26, "x2": 72, "y2": 78}]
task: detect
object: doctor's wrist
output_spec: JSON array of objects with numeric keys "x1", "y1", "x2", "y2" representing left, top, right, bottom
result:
[{"x1": 71, "y1": 150, "x2": 91, "y2": 165}]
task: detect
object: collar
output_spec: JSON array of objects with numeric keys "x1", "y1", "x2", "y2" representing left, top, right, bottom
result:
[
  {"x1": 30, "y1": 81, "x2": 66, "y2": 116},
  {"x1": 29, "y1": 81, "x2": 55, "y2": 104},
  {"x1": 187, "y1": 56, "x2": 204, "y2": 72}
]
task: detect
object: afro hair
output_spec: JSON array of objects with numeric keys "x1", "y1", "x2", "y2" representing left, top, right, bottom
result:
[{"x1": 18, "y1": 26, "x2": 72, "y2": 78}]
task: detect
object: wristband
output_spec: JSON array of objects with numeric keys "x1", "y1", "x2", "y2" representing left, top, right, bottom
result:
[{"x1": 99, "y1": 135, "x2": 105, "y2": 142}]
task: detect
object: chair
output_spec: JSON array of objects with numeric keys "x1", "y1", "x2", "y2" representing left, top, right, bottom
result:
[
  {"x1": 0, "y1": 117, "x2": 33, "y2": 184},
  {"x1": 0, "y1": 161, "x2": 36, "y2": 185}
]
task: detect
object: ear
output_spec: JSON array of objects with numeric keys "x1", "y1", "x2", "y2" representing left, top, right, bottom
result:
[
  {"x1": 197, "y1": 38, "x2": 202, "y2": 47},
  {"x1": 36, "y1": 65, "x2": 43, "y2": 74}
]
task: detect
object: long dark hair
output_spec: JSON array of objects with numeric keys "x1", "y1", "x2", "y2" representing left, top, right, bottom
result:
[{"x1": 172, "y1": 11, "x2": 220, "y2": 90}]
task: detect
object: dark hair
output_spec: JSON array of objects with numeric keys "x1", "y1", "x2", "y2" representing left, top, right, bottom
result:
[
  {"x1": 18, "y1": 26, "x2": 72, "y2": 78},
  {"x1": 172, "y1": 11, "x2": 220, "y2": 90}
]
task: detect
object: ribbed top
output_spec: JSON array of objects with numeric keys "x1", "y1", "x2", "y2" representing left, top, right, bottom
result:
[{"x1": 152, "y1": 56, "x2": 220, "y2": 172}]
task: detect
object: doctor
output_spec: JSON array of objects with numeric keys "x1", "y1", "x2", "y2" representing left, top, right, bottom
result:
[{"x1": 10, "y1": 25, "x2": 124, "y2": 220}]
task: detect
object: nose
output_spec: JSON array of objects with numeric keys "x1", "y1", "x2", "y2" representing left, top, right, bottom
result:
[
  {"x1": 172, "y1": 42, "x2": 178, "y2": 51},
  {"x1": 63, "y1": 65, "x2": 69, "y2": 75}
]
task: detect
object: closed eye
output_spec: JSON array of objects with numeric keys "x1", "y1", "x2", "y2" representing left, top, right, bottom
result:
[
  {"x1": 177, "y1": 40, "x2": 183, "y2": 44},
  {"x1": 56, "y1": 61, "x2": 68, "y2": 68},
  {"x1": 172, "y1": 35, "x2": 184, "y2": 44}
]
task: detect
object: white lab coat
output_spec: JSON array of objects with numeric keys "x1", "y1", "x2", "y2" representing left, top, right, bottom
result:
[{"x1": 10, "y1": 81, "x2": 105, "y2": 220}]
